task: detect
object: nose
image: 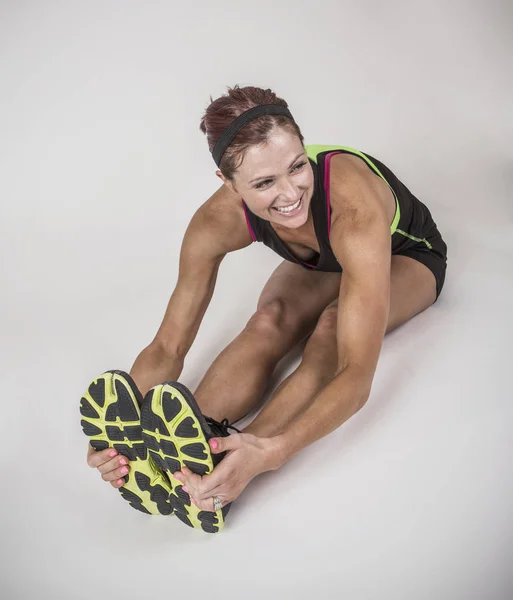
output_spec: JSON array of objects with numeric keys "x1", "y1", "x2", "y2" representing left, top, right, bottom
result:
[{"x1": 276, "y1": 176, "x2": 298, "y2": 202}]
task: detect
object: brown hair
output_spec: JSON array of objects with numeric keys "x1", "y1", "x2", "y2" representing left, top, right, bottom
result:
[{"x1": 199, "y1": 85, "x2": 305, "y2": 181}]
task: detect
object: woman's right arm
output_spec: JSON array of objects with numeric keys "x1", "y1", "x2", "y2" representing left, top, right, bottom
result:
[
  {"x1": 130, "y1": 184, "x2": 253, "y2": 395},
  {"x1": 87, "y1": 185, "x2": 252, "y2": 483}
]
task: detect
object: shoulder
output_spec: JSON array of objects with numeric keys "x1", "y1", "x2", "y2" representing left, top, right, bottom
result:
[
  {"x1": 186, "y1": 184, "x2": 253, "y2": 257},
  {"x1": 327, "y1": 155, "x2": 392, "y2": 276},
  {"x1": 328, "y1": 153, "x2": 391, "y2": 232}
]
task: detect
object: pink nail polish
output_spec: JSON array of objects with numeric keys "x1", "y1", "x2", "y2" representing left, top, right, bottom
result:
[
  {"x1": 210, "y1": 439, "x2": 218, "y2": 450},
  {"x1": 190, "y1": 498, "x2": 197, "y2": 505},
  {"x1": 173, "y1": 473, "x2": 181, "y2": 481},
  {"x1": 117, "y1": 479, "x2": 124, "y2": 486},
  {"x1": 119, "y1": 458, "x2": 127, "y2": 466},
  {"x1": 120, "y1": 466, "x2": 129, "y2": 474},
  {"x1": 182, "y1": 486, "x2": 189, "y2": 494},
  {"x1": 109, "y1": 450, "x2": 118, "y2": 458}
]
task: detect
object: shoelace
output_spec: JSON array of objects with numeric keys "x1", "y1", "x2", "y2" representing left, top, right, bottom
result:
[{"x1": 205, "y1": 416, "x2": 241, "y2": 436}]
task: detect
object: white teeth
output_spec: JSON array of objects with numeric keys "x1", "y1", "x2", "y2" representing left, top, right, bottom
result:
[{"x1": 275, "y1": 197, "x2": 301, "y2": 214}]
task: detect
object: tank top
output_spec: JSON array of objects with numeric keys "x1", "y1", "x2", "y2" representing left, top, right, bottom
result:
[{"x1": 241, "y1": 145, "x2": 437, "y2": 272}]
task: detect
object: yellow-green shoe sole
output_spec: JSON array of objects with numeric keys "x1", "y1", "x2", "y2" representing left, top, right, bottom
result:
[
  {"x1": 141, "y1": 382, "x2": 229, "y2": 533},
  {"x1": 80, "y1": 370, "x2": 173, "y2": 516}
]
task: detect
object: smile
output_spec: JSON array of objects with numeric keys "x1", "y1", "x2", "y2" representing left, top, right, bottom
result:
[{"x1": 273, "y1": 194, "x2": 303, "y2": 216}]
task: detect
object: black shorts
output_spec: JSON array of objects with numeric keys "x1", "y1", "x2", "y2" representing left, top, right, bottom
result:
[{"x1": 395, "y1": 225, "x2": 448, "y2": 301}]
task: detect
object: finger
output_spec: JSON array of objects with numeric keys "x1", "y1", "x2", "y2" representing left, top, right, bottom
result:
[
  {"x1": 97, "y1": 454, "x2": 130, "y2": 475},
  {"x1": 101, "y1": 463, "x2": 130, "y2": 483},
  {"x1": 189, "y1": 483, "x2": 226, "y2": 502},
  {"x1": 209, "y1": 434, "x2": 241, "y2": 454},
  {"x1": 110, "y1": 478, "x2": 126, "y2": 489},
  {"x1": 190, "y1": 494, "x2": 227, "y2": 512},
  {"x1": 180, "y1": 463, "x2": 231, "y2": 498},
  {"x1": 173, "y1": 468, "x2": 207, "y2": 502},
  {"x1": 182, "y1": 484, "x2": 228, "y2": 502},
  {"x1": 177, "y1": 466, "x2": 207, "y2": 496},
  {"x1": 173, "y1": 468, "x2": 200, "y2": 491},
  {"x1": 178, "y1": 465, "x2": 198, "y2": 482},
  {"x1": 87, "y1": 446, "x2": 119, "y2": 468}
]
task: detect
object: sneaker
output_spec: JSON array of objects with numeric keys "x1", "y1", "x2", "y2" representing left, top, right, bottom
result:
[
  {"x1": 80, "y1": 370, "x2": 173, "y2": 516},
  {"x1": 141, "y1": 381, "x2": 237, "y2": 533}
]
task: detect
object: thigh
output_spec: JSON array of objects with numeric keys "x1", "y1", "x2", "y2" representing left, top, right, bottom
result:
[
  {"x1": 318, "y1": 253, "x2": 438, "y2": 340},
  {"x1": 257, "y1": 260, "x2": 341, "y2": 338},
  {"x1": 387, "y1": 254, "x2": 438, "y2": 332},
  {"x1": 396, "y1": 226, "x2": 448, "y2": 301}
]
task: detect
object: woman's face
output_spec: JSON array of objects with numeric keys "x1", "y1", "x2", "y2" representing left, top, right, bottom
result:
[{"x1": 218, "y1": 129, "x2": 314, "y2": 229}]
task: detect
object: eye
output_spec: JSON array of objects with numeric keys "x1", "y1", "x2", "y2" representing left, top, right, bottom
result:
[
  {"x1": 255, "y1": 179, "x2": 272, "y2": 190},
  {"x1": 254, "y1": 162, "x2": 306, "y2": 190}
]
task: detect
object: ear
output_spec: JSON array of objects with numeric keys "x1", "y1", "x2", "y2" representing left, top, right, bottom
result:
[
  {"x1": 215, "y1": 169, "x2": 228, "y2": 184},
  {"x1": 216, "y1": 170, "x2": 238, "y2": 195}
]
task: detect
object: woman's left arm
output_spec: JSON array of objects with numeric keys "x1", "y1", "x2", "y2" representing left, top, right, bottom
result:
[
  {"x1": 272, "y1": 174, "x2": 392, "y2": 463},
  {"x1": 176, "y1": 170, "x2": 394, "y2": 507}
]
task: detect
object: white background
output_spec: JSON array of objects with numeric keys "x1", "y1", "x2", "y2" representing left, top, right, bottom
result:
[{"x1": 1, "y1": 1, "x2": 512, "y2": 598}]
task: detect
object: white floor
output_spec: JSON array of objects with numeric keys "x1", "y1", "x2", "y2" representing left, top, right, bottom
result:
[{"x1": 1, "y1": 1, "x2": 512, "y2": 599}]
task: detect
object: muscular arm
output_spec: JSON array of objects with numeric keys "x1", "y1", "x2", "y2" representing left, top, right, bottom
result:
[
  {"x1": 273, "y1": 165, "x2": 392, "y2": 463},
  {"x1": 130, "y1": 185, "x2": 252, "y2": 394},
  {"x1": 174, "y1": 165, "x2": 396, "y2": 508}
]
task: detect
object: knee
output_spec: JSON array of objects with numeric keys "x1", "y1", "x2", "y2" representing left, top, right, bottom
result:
[
  {"x1": 300, "y1": 305, "x2": 339, "y2": 372},
  {"x1": 244, "y1": 298, "x2": 295, "y2": 338},
  {"x1": 310, "y1": 304, "x2": 338, "y2": 340}
]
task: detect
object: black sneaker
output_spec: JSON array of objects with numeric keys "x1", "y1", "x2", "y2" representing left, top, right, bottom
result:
[
  {"x1": 80, "y1": 370, "x2": 173, "y2": 515},
  {"x1": 140, "y1": 381, "x2": 238, "y2": 533}
]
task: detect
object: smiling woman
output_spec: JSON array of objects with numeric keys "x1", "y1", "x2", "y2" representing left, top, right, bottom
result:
[
  {"x1": 81, "y1": 84, "x2": 448, "y2": 533},
  {"x1": 220, "y1": 131, "x2": 314, "y2": 226}
]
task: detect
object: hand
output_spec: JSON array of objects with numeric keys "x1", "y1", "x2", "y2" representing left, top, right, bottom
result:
[
  {"x1": 86, "y1": 444, "x2": 131, "y2": 488},
  {"x1": 173, "y1": 432, "x2": 282, "y2": 511}
]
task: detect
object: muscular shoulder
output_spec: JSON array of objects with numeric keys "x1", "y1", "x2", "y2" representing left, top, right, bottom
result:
[
  {"x1": 329, "y1": 153, "x2": 394, "y2": 229},
  {"x1": 186, "y1": 184, "x2": 253, "y2": 258}
]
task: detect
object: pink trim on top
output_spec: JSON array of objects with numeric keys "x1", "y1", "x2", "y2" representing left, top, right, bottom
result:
[
  {"x1": 242, "y1": 201, "x2": 316, "y2": 268},
  {"x1": 241, "y1": 200, "x2": 257, "y2": 242},
  {"x1": 323, "y1": 151, "x2": 343, "y2": 239}
]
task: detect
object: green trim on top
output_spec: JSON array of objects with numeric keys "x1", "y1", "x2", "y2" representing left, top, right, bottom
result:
[
  {"x1": 395, "y1": 229, "x2": 433, "y2": 250},
  {"x1": 304, "y1": 144, "x2": 401, "y2": 235}
]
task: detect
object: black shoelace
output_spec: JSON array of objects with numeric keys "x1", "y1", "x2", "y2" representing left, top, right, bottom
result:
[{"x1": 205, "y1": 416, "x2": 241, "y2": 436}]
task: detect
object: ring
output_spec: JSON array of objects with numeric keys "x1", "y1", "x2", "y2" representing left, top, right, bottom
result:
[{"x1": 212, "y1": 495, "x2": 223, "y2": 511}]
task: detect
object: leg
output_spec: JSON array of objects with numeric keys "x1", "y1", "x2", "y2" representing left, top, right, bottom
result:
[
  {"x1": 245, "y1": 302, "x2": 340, "y2": 436},
  {"x1": 245, "y1": 255, "x2": 438, "y2": 437},
  {"x1": 193, "y1": 261, "x2": 341, "y2": 423}
]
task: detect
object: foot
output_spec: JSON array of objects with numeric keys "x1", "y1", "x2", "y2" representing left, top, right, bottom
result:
[
  {"x1": 80, "y1": 370, "x2": 173, "y2": 515},
  {"x1": 141, "y1": 381, "x2": 234, "y2": 533}
]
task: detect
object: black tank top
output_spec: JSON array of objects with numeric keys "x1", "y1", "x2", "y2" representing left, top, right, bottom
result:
[{"x1": 241, "y1": 145, "x2": 437, "y2": 272}]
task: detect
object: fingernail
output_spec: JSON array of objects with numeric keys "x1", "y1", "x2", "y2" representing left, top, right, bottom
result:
[
  {"x1": 210, "y1": 439, "x2": 218, "y2": 450},
  {"x1": 120, "y1": 467, "x2": 129, "y2": 474},
  {"x1": 117, "y1": 479, "x2": 124, "y2": 486},
  {"x1": 173, "y1": 473, "x2": 182, "y2": 481},
  {"x1": 190, "y1": 498, "x2": 197, "y2": 505},
  {"x1": 119, "y1": 458, "x2": 127, "y2": 466},
  {"x1": 109, "y1": 450, "x2": 118, "y2": 458},
  {"x1": 182, "y1": 486, "x2": 189, "y2": 494}
]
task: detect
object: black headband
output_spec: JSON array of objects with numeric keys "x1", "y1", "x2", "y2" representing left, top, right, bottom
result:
[{"x1": 212, "y1": 104, "x2": 295, "y2": 167}]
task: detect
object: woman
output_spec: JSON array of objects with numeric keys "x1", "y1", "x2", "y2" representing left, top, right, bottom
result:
[{"x1": 80, "y1": 85, "x2": 448, "y2": 533}]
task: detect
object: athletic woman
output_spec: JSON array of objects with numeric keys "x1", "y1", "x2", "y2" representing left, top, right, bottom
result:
[{"x1": 80, "y1": 85, "x2": 448, "y2": 533}]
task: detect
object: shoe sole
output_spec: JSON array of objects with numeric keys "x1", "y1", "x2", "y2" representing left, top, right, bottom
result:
[
  {"x1": 80, "y1": 370, "x2": 173, "y2": 516},
  {"x1": 141, "y1": 382, "x2": 227, "y2": 533}
]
